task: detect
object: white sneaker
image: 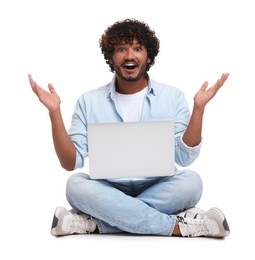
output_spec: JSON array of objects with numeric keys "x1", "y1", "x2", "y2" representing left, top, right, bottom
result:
[
  {"x1": 177, "y1": 207, "x2": 230, "y2": 238},
  {"x1": 51, "y1": 207, "x2": 97, "y2": 236}
]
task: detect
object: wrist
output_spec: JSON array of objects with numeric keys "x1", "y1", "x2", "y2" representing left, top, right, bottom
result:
[
  {"x1": 49, "y1": 107, "x2": 61, "y2": 119},
  {"x1": 193, "y1": 105, "x2": 205, "y2": 115}
]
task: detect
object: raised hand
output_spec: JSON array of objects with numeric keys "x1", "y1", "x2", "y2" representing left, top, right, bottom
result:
[
  {"x1": 193, "y1": 73, "x2": 229, "y2": 110},
  {"x1": 28, "y1": 74, "x2": 61, "y2": 113}
]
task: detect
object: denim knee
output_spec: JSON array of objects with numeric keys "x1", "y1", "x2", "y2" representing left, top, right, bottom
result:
[
  {"x1": 180, "y1": 169, "x2": 203, "y2": 205},
  {"x1": 65, "y1": 172, "x2": 90, "y2": 205}
]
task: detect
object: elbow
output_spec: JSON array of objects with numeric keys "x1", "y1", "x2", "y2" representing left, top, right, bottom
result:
[
  {"x1": 60, "y1": 160, "x2": 75, "y2": 172},
  {"x1": 63, "y1": 166, "x2": 75, "y2": 172},
  {"x1": 58, "y1": 150, "x2": 77, "y2": 171}
]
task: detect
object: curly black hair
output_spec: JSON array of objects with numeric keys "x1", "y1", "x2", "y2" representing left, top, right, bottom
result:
[{"x1": 99, "y1": 18, "x2": 160, "y2": 72}]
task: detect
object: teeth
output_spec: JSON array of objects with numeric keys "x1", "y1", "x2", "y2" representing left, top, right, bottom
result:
[{"x1": 123, "y1": 63, "x2": 137, "y2": 69}]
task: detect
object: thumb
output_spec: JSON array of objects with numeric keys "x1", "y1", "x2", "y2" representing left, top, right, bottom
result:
[
  {"x1": 200, "y1": 81, "x2": 208, "y2": 91},
  {"x1": 48, "y1": 83, "x2": 56, "y2": 94}
]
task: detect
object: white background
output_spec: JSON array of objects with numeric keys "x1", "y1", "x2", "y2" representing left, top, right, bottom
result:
[{"x1": 0, "y1": 0, "x2": 254, "y2": 259}]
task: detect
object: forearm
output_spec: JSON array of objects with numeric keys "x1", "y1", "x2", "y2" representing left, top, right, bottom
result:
[
  {"x1": 182, "y1": 106, "x2": 204, "y2": 147},
  {"x1": 49, "y1": 108, "x2": 76, "y2": 171}
]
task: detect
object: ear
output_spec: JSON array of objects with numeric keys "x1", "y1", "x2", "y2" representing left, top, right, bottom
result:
[
  {"x1": 147, "y1": 58, "x2": 151, "y2": 63},
  {"x1": 108, "y1": 59, "x2": 113, "y2": 64}
]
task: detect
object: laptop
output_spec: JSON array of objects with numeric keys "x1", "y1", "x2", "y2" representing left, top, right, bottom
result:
[{"x1": 87, "y1": 121, "x2": 175, "y2": 179}]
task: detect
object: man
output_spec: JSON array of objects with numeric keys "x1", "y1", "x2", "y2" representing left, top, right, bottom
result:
[{"x1": 29, "y1": 18, "x2": 230, "y2": 237}]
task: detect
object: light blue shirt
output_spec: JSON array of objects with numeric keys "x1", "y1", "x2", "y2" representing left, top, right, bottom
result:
[{"x1": 68, "y1": 76, "x2": 202, "y2": 170}]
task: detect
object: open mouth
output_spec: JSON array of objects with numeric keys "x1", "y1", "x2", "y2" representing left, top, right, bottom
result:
[{"x1": 122, "y1": 62, "x2": 138, "y2": 70}]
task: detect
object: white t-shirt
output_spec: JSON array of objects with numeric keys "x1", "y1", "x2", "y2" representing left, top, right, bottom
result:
[
  {"x1": 116, "y1": 87, "x2": 148, "y2": 122},
  {"x1": 114, "y1": 87, "x2": 149, "y2": 181}
]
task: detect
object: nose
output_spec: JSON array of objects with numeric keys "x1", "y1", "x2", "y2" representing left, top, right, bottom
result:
[{"x1": 125, "y1": 48, "x2": 135, "y2": 60}]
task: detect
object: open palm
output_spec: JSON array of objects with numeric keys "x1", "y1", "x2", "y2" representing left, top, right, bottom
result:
[
  {"x1": 28, "y1": 74, "x2": 61, "y2": 112},
  {"x1": 194, "y1": 73, "x2": 229, "y2": 110}
]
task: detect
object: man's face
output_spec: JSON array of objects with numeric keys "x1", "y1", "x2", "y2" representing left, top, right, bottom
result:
[{"x1": 111, "y1": 40, "x2": 149, "y2": 82}]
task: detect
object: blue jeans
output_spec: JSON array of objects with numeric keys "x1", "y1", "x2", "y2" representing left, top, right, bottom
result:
[{"x1": 66, "y1": 170, "x2": 203, "y2": 236}]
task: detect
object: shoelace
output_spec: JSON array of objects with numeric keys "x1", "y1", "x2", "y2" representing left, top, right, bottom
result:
[
  {"x1": 177, "y1": 216, "x2": 210, "y2": 237},
  {"x1": 69, "y1": 213, "x2": 94, "y2": 234}
]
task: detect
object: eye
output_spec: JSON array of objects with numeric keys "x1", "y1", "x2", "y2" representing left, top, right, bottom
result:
[
  {"x1": 134, "y1": 47, "x2": 142, "y2": 52},
  {"x1": 117, "y1": 47, "x2": 126, "y2": 52}
]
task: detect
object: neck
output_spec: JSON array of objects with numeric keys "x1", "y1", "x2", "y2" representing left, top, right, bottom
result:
[{"x1": 115, "y1": 76, "x2": 148, "y2": 94}]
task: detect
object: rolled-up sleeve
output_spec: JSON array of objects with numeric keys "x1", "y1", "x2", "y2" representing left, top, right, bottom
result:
[
  {"x1": 175, "y1": 134, "x2": 202, "y2": 167},
  {"x1": 68, "y1": 97, "x2": 88, "y2": 169},
  {"x1": 172, "y1": 90, "x2": 202, "y2": 166}
]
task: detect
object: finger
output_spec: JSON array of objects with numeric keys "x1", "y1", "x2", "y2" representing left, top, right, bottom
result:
[
  {"x1": 220, "y1": 73, "x2": 229, "y2": 85},
  {"x1": 216, "y1": 73, "x2": 228, "y2": 87},
  {"x1": 48, "y1": 83, "x2": 56, "y2": 94},
  {"x1": 200, "y1": 81, "x2": 208, "y2": 91},
  {"x1": 28, "y1": 74, "x2": 45, "y2": 99},
  {"x1": 215, "y1": 73, "x2": 229, "y2": 90},
  {"x1": 28, "y1": 74, "x2": 38, "y2": 93},
  {"x1": 207, "y1": 73, "x2": 228, "y2": 97},
  {"x1": 222, "y1": 72, "x2": 229, "y2": 79},
  {"x1": 28, "y1": 74, "x2": 34, "y2": 87}
]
